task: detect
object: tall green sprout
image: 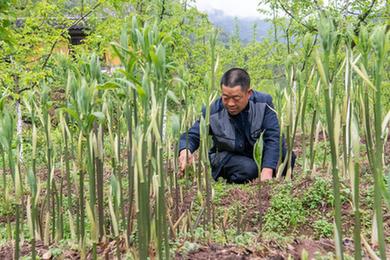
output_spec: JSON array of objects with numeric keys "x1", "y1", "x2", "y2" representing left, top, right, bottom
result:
[
  {"x1": 39, "y1": 83, "x2": 56, "y2": 243},
  {"x1": 109, "y1": 175, "x2": 121, "y2": 259},
  {"x1": 368, "y1": 25, "x2": 387, "y2": 259},
  {"x1": 27, "y1": 168, "x2": 39, "y2": 260},
  {"x1": 354, "y1": 25, "x2": 388, "y2": 259},
  {"x1": 24, "y1": 93, "x2": 39, "y2": 259},
  {"x1": 0, "y1": 102, "x2": 12, "y2": 242},
  {"x1": 64, "y1": 65, "x2": 104, "y2": 255},
  {"x1": 350, "y1": 114, "x2": 362, "y2": 259},
  {"x1": 0, "y1": 111, "x2": 17, "y2": 258},
  {"x1": 111, "y1": 17, "x2": 173, "y2": 258},
  {"x1": 201, "y1": 29, "x2": 219, "y2": 227},
  {"x1": 253, "y1": 132, "x2": 264, "y2": 231},
  {"x1": 315, "y1": 14, "x2": 344, "y2": 259},
  {"x1": 111, "y1": 23, "x2": 139, "y2": 244}
]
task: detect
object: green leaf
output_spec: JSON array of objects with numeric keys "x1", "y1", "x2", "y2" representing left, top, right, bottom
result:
[
  {"x1": 380, "y1": 173, "x2": 390, "y2": 209},
  {"x1": 86, "y1": 203, "x2": 97, "y2": 242},
  {"x1": 170, "y1": 114, "x2": 180, "y2": 136},
  {"x1": 97, "y1": 82, "x2": 120, "y2": 90},
  {"x1": 110, "y1": 175, "x2": 120, "y2": 206},
  {"x1": 136, "y1": 85, "x2": 146, "y2": 97},
  {"x1": 27, "y1": 168, "x2": 37, "y2": 196},
  {"x1": 167, "y1": 90, "x2": 180, "y2": 104},
  {"x1": 253, "y1": 131, "x2": 264, "y2": 169},
  {"x1": 381, "y1": 110, "x2": 390, "y2": 137},
  {"x1": 149, "y1": 48, "x2": 158, "y2": 65},
  {"x1": 62, "y1": 107, "x2": 80, "y2": 122},
  {"x1": 92, "y1": 111, "x2": 105, "y2": 121}
]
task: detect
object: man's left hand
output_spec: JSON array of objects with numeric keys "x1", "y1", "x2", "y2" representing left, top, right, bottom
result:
[{"x1": 260, "y1": 168, "x2": 273, "y2": 181}]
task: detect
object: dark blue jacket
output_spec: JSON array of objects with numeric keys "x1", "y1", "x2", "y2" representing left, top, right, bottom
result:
[{"x1": 179, "y1": 90, "x2": 284, "y2": 180}]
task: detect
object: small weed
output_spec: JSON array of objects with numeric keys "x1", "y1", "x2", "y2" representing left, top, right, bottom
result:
[
  {"x1": 361, "y1": 186, "x2": 374, "y2": 209},
  {"x1": 54, "y1": 247, "x2": 63, "y2": 256},
  {"x1": 302, "y1": 177, "x2": 334, "y2": 209},
  {"x1": 234, "y1": 232, "x2": 256, "y2": 247},
  {"x1": 212, "y1": 181, "x2": 230, "y2": 204},
  {"x1": 178, "y1": 241, "x2": 200, "y2": 255},
  {"x1": 263, "y1": 184, "x2": 305, "y2": 233},
  {"x1": 194, "y1": 227, "x2": 205, "y2": 240},
  {"x1": 313, "y1": 219, "x2": 333, "y2": 239},
  {"x1": 260, "y1": 231, "x2": 294, "y2": 248}
]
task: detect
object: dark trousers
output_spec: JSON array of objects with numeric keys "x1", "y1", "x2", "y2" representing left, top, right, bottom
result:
[{"x1": 220, "y1": 153, "x2": 296, "y2": 184}]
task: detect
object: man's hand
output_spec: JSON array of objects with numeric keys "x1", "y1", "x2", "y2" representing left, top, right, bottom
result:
[
  {"x1": 260, "y1": 168, "x2": 273, "y2": 181},
  {"x1": 178, "y1": 149, "x2": 193, "y2": 176}
]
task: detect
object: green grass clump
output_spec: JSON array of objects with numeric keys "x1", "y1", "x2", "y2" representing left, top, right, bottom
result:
[
  {"x1": 302, "y1": 177, "x2": 334, "y2": 209},
  {"x1": 313, "y1": 219, "x2": 333, "y2": 239},
  {"x1": 212, "y1": 181, "x2": 232, "y2": 204},
  {"x1": 263, "y1": 184, "x2": 305, "y2": 233}
]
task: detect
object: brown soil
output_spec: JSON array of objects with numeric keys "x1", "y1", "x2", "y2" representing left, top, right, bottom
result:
[
  {"x1": 1, "y1": 130, "x2": 389, "y2": 258},
  {"x1": 0, "y1": 238, "x2": 128, "y2": 260},
  {"x1": 168, "y1": 183, "x2": 197, "y2": 227},
  {"x1": 0, "y1": 241, "x2": 54, "y2": 260},
  {"x1": 289, "y1": 239, "x2": 335, "y2": 259},
  {"x1": 175, "y1": 238, "x2": 340, "y2": 259},
  {"x1": 202, "y1": 173, "x2": 389, "y2": 258},
  {"x1": 179, "y1": 185, "x2": 198, "y2": 216},
  {"x1": 176, "y1": 244, "x2": 256, "y2": 259},
  {"x1": 0, "y1": 214, "x2": 16, "y2": 224},
  {"x1": 218, "y1": 180, "x2": 272, "y2": 233}
]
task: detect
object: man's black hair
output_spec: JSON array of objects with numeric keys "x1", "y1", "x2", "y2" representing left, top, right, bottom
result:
[{"x1": 220, "y1": 68, "x2": 250, "y2": 91}]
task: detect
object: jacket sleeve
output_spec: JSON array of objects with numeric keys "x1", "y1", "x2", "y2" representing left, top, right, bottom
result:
[
  {"x1": 260, "y1": 95, "x2": 280, "y2": 170},
  {"x1": 178, "y1": 119, "x2": 200, "y2": 153}
]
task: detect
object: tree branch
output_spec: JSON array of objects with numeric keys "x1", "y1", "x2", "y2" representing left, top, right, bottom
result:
[
  {"x1": 40, "y1": 2, "x2": 101, "y2": 70},
  {"x1": 285, "y1": 19, "x2": 292, "y2": 54},
  {"x1": 351, "y1": 0, "x2": 376, "y2": 48},
  {"x1": 277, "y1": 0, "x2": 317, "y2": 33},
  {"x1": 355, "y1": 0, "x2": 376, "y2": 29},
  {"x1": 159, "y1": 0, "x2": 166, "y2": 21},
  {"x1": 19, "y1": 2, "x2": 101, "y2": 94}
]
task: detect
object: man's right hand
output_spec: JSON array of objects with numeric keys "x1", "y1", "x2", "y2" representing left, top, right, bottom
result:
[{"x1": 178, "y1": 149, "x2": 193, "y2": 176}]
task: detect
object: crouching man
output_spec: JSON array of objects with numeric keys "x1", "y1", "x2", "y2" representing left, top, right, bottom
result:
[{"x1": 178, "y1": 68, "x2": 295, "y2": 184}]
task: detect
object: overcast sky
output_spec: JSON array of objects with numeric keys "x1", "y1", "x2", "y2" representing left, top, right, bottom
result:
[{"x1": 195, "y1": 0, "x2": 266, "y2": 18}]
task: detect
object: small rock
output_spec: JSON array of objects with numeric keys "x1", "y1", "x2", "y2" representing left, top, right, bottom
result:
[
  {"x1": 287, "y1": 244, "x2": 295, "y2": 251},
  {"x1": 42, "y1": 250, "x2": 52, "y2": 260}
]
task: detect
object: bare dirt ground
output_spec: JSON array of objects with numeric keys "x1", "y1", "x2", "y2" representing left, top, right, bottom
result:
[
  {"x1": 176, "y1": 238, "x2": 340, "y2": 260},
  {"x1": 0, "y1": 133, "x2": 389, "y2": 259},
  {"x1": 0, "y1": 239, "x2": 129, "y2": 260},
  {"x1": 174, "y1": 133, "x2": 390, "y2": 259}
]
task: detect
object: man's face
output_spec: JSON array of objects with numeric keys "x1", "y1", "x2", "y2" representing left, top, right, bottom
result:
[{"x1": 221, "y1": 85, "x2": 252, "y2": 115}]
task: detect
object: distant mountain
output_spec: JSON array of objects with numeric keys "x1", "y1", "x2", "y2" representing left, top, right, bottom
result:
[{"x1": 205, "y1": 9, "x2": 271, "y2": 43}]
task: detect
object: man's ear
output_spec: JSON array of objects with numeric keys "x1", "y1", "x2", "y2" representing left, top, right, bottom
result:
[{"x1": 248, "y1": 88, "x2": 253, "y2": 96}]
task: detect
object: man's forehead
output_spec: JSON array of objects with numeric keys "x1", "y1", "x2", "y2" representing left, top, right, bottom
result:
[{"x1": 221, "y1": 85, "x2": 245, "y2": 95}]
